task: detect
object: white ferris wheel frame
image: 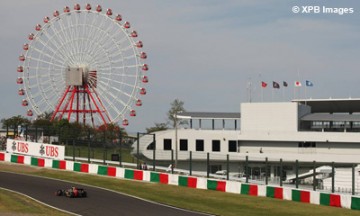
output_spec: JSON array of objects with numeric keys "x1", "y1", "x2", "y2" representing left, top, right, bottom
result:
[{"x1": 17, "y1": 4, "x2": 148, "y2": 126}]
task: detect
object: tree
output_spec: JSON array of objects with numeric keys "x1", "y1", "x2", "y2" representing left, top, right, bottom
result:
[
  {"x1": 167, "y1": 99, "x2": 187, "y2": 128},
  {"x1": 167, "y1": 99, "x2": 186, "y2": 168},
  {"x1": 146, "y1": 123, "x2": 168, "y2": 133},
  {"x1": 1, "y1": 115, "x2": 31, "y2": 129}
]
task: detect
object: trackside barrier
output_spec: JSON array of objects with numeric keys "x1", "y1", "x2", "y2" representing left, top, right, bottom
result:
[{"x1": 1, "y1": 152, "x2": 360, "y2": 211}]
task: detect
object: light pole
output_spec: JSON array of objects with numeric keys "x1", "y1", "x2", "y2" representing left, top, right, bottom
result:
[{"x1": 175, "y1": 112, "x2": 178, "y2": 168}]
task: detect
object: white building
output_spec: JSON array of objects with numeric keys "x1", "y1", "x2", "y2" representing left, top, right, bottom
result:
[{"x1": 133, "y1": 99, "x2": 360, "y2": 180}]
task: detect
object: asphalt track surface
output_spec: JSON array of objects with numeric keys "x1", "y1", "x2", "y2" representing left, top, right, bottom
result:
[{"x1": 0, "y1": 172, "x2": 211, "y2": 216}]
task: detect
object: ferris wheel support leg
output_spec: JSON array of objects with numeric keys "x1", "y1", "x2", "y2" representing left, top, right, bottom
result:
[
  {"x1": 91, "y1": 86, "x2": 111, "y2": 123},
  {"x1": 83, "y1": 90, "x2": 86, "y2": 126},
  {"x1": 76, "y1": 88, "x2": 80, "y2": 123},
  {"x1": 51, "y1": 85, "x2": 71, "y2": 121},
  {"x1": 84, "y1": 84, "x2": 108, "y2": 126},
  {"x1": 86, "y1": 93, "x2": 95, "y2": 128},
  {"x1": 67, "y1": 87, "x2": 78, "y2": 121}
]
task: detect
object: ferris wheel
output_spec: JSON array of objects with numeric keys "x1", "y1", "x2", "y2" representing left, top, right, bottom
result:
[{"x1": 17, "y1": 3, "x2": 149, "y2": 127}]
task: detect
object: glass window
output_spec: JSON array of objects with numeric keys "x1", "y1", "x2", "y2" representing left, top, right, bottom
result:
[
  {"x1": 163, "y1": 139, "x2": 172, "y2": 150},
  {"x1": 228, "y1": 140, "x2": 237, "y2": 152},
  {"x1": 212, "y1": 140, "x2": 220, "y2": 152},
  {"x1": 196, "y1": 139, "x2": 204, "y2": 151},
  {"x1": 180, "y1": 139, "x2": 188, "y2": 151}
]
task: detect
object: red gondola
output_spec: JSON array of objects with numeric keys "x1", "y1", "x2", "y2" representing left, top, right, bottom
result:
[
  {"x1": 135, "y1": 41, "x2": 143, "y2": 48},
  {"x1": 28, "y1": 33, "x2": 34, "y2": 40},
  {"x1": 115, "y1": 14, "x2": 122, "y2": 21},
  {"x1": 18, "y1": 89, "x2": 25, "y2": 96},
  {"x1": 17, "y1": 77, "x2": 23, "y2": 84},
  {"x1": 23, "y1": 43, "x2": 29, "y2": 50},
  {"x1": 139, "y1": 52, "x2": 147, "y2": 59},
  {"x1": 122, "y1": 119, "x2": 129, "y2": 126},
  {"x1": 136, "y1": 99, "x2": 142, "y2": 106},
  {"x1": 123, "y1": 21, "x2": 130, "y2": 29},
  {"x1": 142, "y1": 64, "x2": 148, "y2": 71},
  {"x1": 17, "y1": 66, "x2": 23, "y2": 72},
  {"x1": 106, "y1": 9, "x2": 112, "y2": 16},
  {"x1": 35, "y1": 24, "x2": 41, "y2": 31},
  {"x1": 85, "y1": 3, "x2": 92, "y2": 10},
  {"x1": 96, "y1": 5, "x2": 102, "y2": 12},
  {"x1": 74, "y1": 3, "x2": 80, "y2": 10},
  {"x1": 53, "y1": 10, "x2": 60, "y2": 17},
  {"x1": 27, "y1": 110, "x2": 33, "y2": 117},
  {"x1": 140, "y1": 88, "x2": 146, "y2": 95},
  {"x1": 64, "y1": 6, "x2": 70, "y2": 13},
  {"x1": 130, "y1": 110, "x2": 136, "y2": 117},
  {"x1": 22, "y1": 99, "x2": 28, "y2": 106},
  {"x1": 19, "y1": 55, "x2": 25, "y2": 61},
  {"x1": 130, "y1": 31, "x2": 138, "y2": 38},
  {"x1": 43, "y1": 16, "x2": 50, "y2": 23},
  {"x1": 142, "y1": 76, "x2": 148, "y2": 83}
]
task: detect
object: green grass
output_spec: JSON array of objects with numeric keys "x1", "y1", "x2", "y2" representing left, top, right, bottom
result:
[
  {"x1": 1, "y1": 163, "x2": 360, "y2": 216},
  {"x1": 65, "y1": 145, "x2": 134, "y2": 163},
  {"x1": 0, "y1": 188, "x2": 68, "y2": 215}
]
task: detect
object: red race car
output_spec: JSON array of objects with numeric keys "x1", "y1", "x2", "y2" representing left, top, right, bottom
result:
[{"x1": 55, "y1": 186, "x2": 87, "y2": 198}]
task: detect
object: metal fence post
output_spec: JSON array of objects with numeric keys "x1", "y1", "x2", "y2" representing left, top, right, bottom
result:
[
  {"x1": 352, "y1": 164, "x2": 355, "y2": 195},
  {"x1": 207, "y1": 152, "x2": 210, "y2": 178},
  {"x1": 295, "y1": 160, "x2": 299, "y2": 189},
  {"x1": 313, "y1": 161, "x2": 316, "y2": 191},
  {"x1": 245, "y1": 155, "x2": 249, "y2": 183},
  {"x1": 72, "y1": 139, "x2": 75, "y2": 161},
  {"x1": 25, "y1": 125, "x2": 28, "y2": 141},
  {"x1": 137, "y1": 132, "x2": 140, "y2": 169},
  {"x1": 152, "y1": 134, "x2": 156, "y2": 171},
  {"x1": 171, "y1": 149, "x2": 174, "y2": 174},
  {"x1": 6, "y1": 124, "x2": 9, "y2": 139},
  {"x1": 189, "y1": 151, "x2": 192, "y2": 176},
  {"x1": 332, "y1": 162, "x2": 335, "y2": 193},
  {"x1": 265, "y1": 157, "x2": 268, "y2": 185},
  {"x1": 88, "y1": 130, "x2": 91, "y2": 163},
  {"x1": 280, "y1": 158, "x2": 283, "y2": 187},
  {"x1": 119, "y1": 131, "x2": 122, "y2": 167},
  {"x1": 35, "y1": 126, "x2": 38, "y2": 142},
  {"x1": 226, "y1": 154, "x2": 229, "y2": 180}
]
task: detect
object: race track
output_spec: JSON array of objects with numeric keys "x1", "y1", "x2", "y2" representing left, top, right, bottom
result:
[{"x1": 0, "y1": 172, "x2": 210, "y2": 216}]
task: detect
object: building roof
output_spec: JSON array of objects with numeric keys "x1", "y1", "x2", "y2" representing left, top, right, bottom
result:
[
  {"x1": 177, "y1": 112, "x2": 240, "y2": 120},
  {"x1": 293, "y1": 98, "x2": 360, "y2": 113},
  {"x1": 301, "y1": 113, "x2": 360, "y2": 122}
]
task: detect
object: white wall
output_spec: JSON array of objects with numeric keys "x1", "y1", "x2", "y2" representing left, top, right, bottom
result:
[{"x1": 241, "y1": 102, "x2": 299, "y2": 133}]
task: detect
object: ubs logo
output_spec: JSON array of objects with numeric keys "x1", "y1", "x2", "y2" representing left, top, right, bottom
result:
[
  {"x1": 39, "y1": 144, "x2": 45, "y2": 156},
  {"x1": 12, "y1": 141, "x2": 16, "y2": 151}
]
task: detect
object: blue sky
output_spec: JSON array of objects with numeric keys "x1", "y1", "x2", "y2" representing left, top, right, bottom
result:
[{"x1": 0, "y1": 1, "x2": 360, "y2": 132}]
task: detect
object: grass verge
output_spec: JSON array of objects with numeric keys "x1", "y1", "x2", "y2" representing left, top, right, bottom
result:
[
  {"x1": 0, "y1": 162, "x2": 359, "y2": 216},
  {"x1": 0, "y1": 187, "x2": 68, "y2": 216}
]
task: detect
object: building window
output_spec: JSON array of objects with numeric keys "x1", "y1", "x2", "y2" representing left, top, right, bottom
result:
[
  {"x1": 147, "y1": 142, "x2": 154, "y2": 150},
  {"x1": 180, "y1": 139, "x2": 188, "y2": 151},
  {"x1": 164, "y1": 139, "x2": 172, "y2": 150},
  {"x1": 212, "y1": 140, "x2": 220, "y2": 152},
  {"x1": 196, "y1": 139, "x2": 204, "y2": 151},
  {"x1": 298, "y1": 142, "x2": 316, "y2": 148},
  {"x1": 228, "y1": 140, "x2": 237, "y2": 152}
]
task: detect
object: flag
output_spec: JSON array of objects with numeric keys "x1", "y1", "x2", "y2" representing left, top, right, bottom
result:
[
  {"x1": 261, "y1": 81, "x2": 267, "y2": 88},
  {"x1": 294, "y1": 81, "x2": 302, "y2": 87},
  {"x1": 306, "y1": 80, "x2": 313, "y2": 87},
  {"x1": 283, "y1": 81, "x2": 288, "y2": 87},
  {"x1": 273, "y1": 81, "x2": 280, "y2": 89}
]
